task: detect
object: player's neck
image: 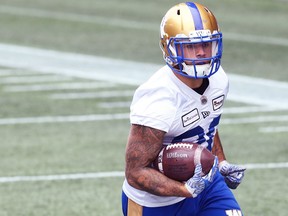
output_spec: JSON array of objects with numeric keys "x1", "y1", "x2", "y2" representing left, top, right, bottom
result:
[{"x1": 173, "y1": 72, "x2": 204, "y2": 89}]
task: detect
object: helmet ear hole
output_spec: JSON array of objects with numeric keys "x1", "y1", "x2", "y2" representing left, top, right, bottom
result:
[
  {"x1": 203, "y1": 7, "x2": 210, "y2": 13},
  {"x1": 177, "y1": 9, "x2": 180, "y2": 15}
]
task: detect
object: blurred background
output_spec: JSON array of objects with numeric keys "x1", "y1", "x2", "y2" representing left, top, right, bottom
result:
[{"x1": 0, "y1": 0, "x2": 287, "y2": 215}]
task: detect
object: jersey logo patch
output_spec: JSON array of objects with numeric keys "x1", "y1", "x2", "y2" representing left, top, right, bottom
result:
[
  {"x1": 182, "y1": 109, "x2": 200, "y2": 127},
  {"x1": 212, "y1": 95, "x2": 225, "y2": 111},
  {"x1": 201, "y1": 111, "x2": 210, "y2": 119}
]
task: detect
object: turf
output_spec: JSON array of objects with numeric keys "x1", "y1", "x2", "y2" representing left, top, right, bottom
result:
[{"x1": 0, "y1": 0, "x2": 287, "y2": 215}]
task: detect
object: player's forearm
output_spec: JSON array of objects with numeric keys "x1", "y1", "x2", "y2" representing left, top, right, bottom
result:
[
  {"x1": 125, "y1": 124, "x2": 192, "y2": 197},
  {"x1": 212, "y1": 130, "x2": 226, "y2": 162},
  {"x1": 126, "y1": 167, "x2": 191, "y2": 197}
]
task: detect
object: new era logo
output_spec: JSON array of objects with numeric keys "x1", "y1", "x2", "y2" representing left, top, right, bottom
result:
[{"x1": 201, "y1": 111, "x2": 210, "y2": 119}]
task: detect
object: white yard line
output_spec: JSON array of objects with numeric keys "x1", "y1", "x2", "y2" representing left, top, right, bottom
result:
[
  {"x1": 0, "y1": 172, "x2": 125, "y2": 183},
  {"x1": 243, "y1": 162, "x2": 288, "y2": 169},
  {"x1": 0, "y1": 43, "x2": 160, "y2": 85},
  {"x1": 0, "y1": 114, "x2": 288, "y2": 125},
  {"x1": 0, "y1": 162, "x2": 286, "y2": 183},
  {"x1": 98, "y1": 102, "x2": 132, "y2": 108},
  {"x1": 224, "y1": 32, "x2": 288, "y2": 47},
  {"x1": 0, "y1": 75, "x2": 73, "y2": 84},
  {"x1": 50, "y1": 90, "x2": 135, "y2": 99},
  {"x1": 258, "y1": 126, "x2": 288, "y2": 133},
  {"x1": 0, "y1": 113, "x2": 130, "y2": 125},
  {"x1": 1, "y1": 6, "x2": 288, "y2": 46},
  {"x1": 0, "y1": 43, "x2": 286, "y2": 125},
  {"x1": 0, "y1": 69, "x2": 33, "y2": 76},
  {"x1": 0, "y1": 5, "x2": 153, "y2": 31},
  {"x1": 0, "y1": 43, "x2": 287, "y2": 109},
  {"x1": 3, "y1": 82, "x2": 116, "y2": 92},
  {"x1": 223, "y1": 106, "x2": 288, "y2": 114},
  {"x1": 221, "y1": 115, "x2": 288, "y2": 125}
]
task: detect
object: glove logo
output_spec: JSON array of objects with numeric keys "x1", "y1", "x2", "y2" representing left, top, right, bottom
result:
[{"x1": 225, "y1": 209, "x2": 242, "y2": 216}]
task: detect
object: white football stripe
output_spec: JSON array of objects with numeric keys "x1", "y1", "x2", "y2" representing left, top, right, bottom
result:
[
  {"x1": 157, "y1": 148, "x2": 165, "y2": 173},
  {"x1": 193, "y1": 146, "x2": 203, "y2": 166}
]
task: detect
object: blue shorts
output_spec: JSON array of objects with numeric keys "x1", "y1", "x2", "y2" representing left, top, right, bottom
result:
[{"x1": 122, "y1": 171, "x2": 243, "y2": 216}]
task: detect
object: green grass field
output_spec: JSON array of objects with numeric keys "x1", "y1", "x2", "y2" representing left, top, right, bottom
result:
[{"x1": 0, "y1": 0, "x2": 287, "y2": 215}]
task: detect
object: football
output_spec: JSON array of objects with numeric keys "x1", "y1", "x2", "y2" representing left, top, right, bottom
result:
[{"x1": 153, "y1": 142, "x2": 215, "y2": 181}]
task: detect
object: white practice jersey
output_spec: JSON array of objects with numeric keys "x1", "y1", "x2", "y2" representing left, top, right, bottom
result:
[{"x1": 123, "y1": 65, "x2": 229, "y2": 207}]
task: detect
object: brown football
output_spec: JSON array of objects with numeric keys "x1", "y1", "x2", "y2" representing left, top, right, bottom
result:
[{"x1": 153, "y1": 143, "x2": 215, "y2": 181}]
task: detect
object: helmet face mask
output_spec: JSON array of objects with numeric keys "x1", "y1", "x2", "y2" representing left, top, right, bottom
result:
[{"x1": 160, "y1": 2, "x2": 223, "y2": 79}]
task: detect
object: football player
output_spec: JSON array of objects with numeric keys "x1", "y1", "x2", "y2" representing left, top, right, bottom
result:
[{"x1": 122, "y1": 2, "x2": 246, "y2": 216}]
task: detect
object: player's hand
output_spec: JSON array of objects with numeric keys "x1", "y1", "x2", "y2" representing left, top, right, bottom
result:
[
  {"x1": 185, "y1": 157, "x2": 218, "y2": 198},
  {"x1": 219, "y1": 160, "x2": 246, "y2": 189},
  {"x1": 202, "y1": 156, "x2": 218, "y2": 184}
]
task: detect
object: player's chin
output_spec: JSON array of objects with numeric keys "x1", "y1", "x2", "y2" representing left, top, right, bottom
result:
[
  {"x1": 185, "y1": 61, "x2": 210, "y2": 65},
  {"x1": 196, "y1": 60, "x2": 210, "y2": 65}
]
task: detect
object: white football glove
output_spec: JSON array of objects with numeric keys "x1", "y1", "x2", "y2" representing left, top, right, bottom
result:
[
  {"x1": 219, "y1": 160, "x2": 246, "y2": 189},
  {"x1": 185, "y1": 157, "x2": 218, "y2": 198}
]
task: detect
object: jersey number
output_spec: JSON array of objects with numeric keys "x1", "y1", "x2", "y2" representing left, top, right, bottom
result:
[{"x1": 171, "y1": 116, "x2": 220, "y2": 151}]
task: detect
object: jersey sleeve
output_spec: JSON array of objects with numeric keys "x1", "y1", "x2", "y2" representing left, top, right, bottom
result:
[{"x1": 130, "y1": 86, "x2": 176, "y2": 133}]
